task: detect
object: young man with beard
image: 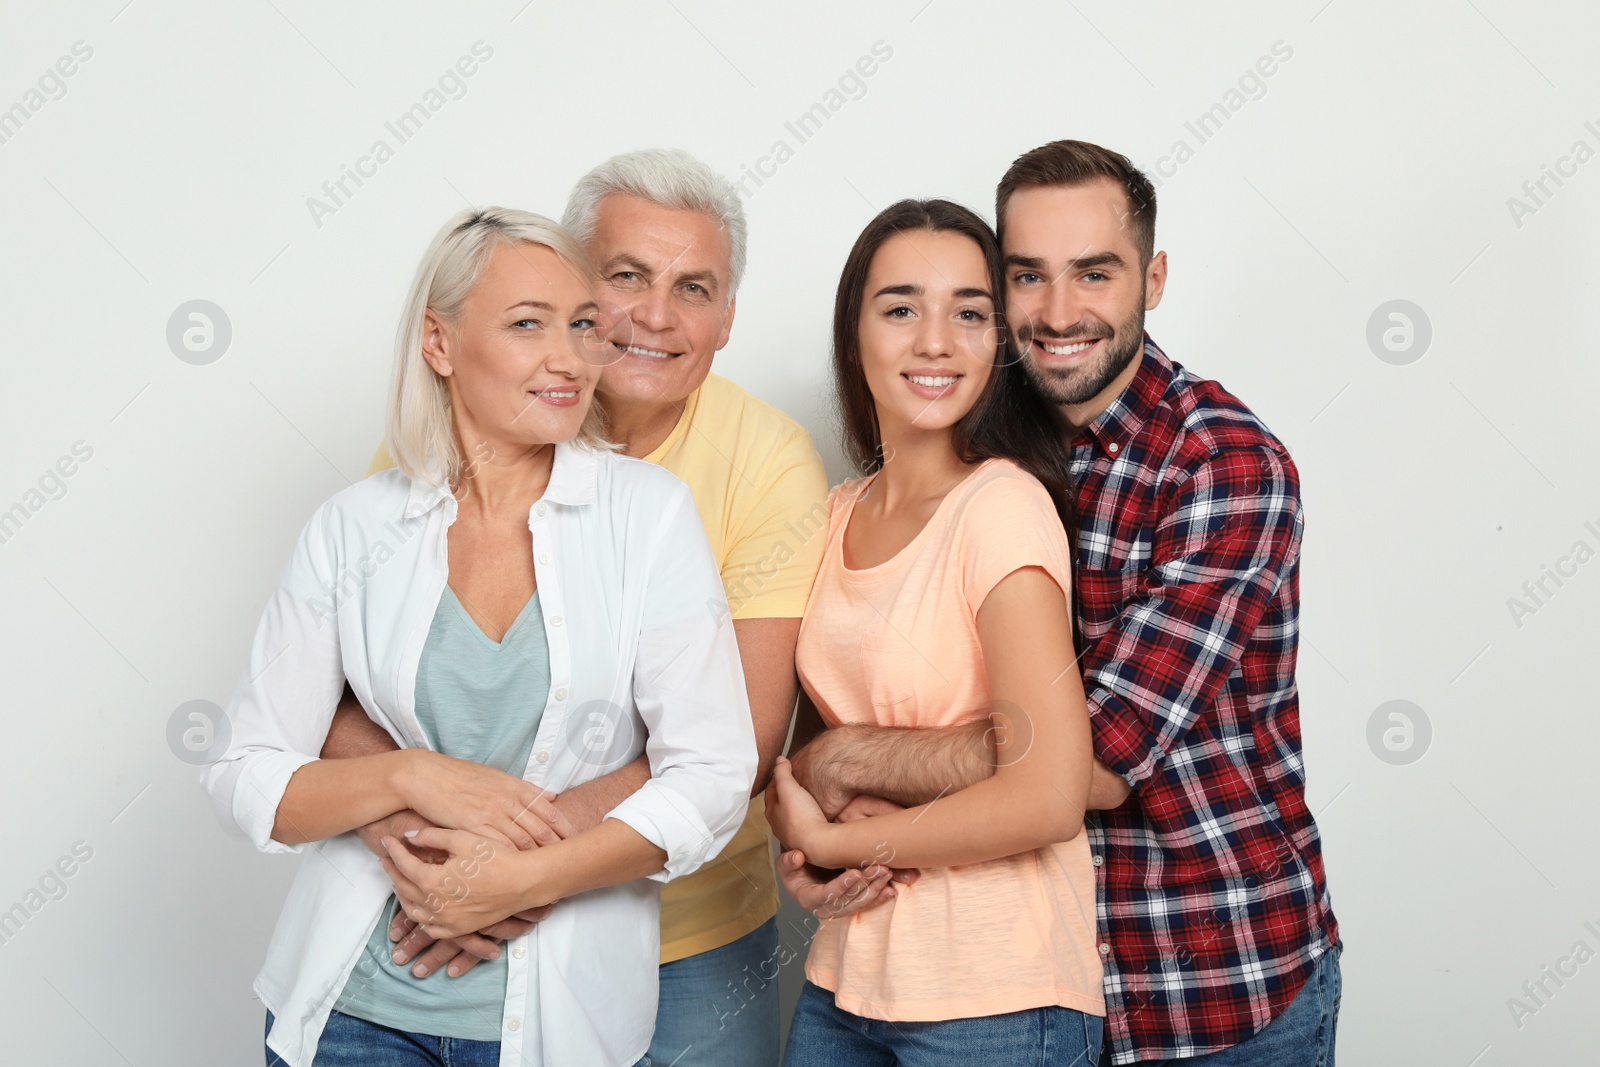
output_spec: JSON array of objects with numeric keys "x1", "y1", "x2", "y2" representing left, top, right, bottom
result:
[
  {"x1": 782, "y1": 141, "x2": 1340, "y2": 1065},
  {"x1": 324, "y1": 149, "x2": 831, "y2": 1067}
]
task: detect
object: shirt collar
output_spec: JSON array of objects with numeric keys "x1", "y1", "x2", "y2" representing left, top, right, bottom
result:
[
  {"x1": 1075, "y1": 334, "x2": 1173, "y2": 457},
  {"x1": 403, "y1": 439, "x2": 600, "y2": 519},
  {"x1": 542, "y1": 439, "x2": 600, "y2": 506}
]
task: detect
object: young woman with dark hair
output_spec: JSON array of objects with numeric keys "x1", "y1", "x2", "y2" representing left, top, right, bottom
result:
[{"x1": 766, "y1": 199, "x2": 1105, "y2": 1064}]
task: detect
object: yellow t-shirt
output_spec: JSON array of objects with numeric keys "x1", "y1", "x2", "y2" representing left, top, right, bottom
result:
[{"x1": 366, "y1": 371, "x2": 829, "y2": 963}]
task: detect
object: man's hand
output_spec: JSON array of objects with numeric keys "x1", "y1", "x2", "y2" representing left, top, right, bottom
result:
[
  {"x1": 834, "y1": 793, "x2": 920, "y2": 889},
  {"x1": 834, "y1": 793, "x2": 910, "y2": 825},
  {"x1": 1089, "y1": 758, "x2": 1132, "y2": 810},
  {"x1": 787, "y1": 730, "x2": 858, "y2": 819},
  {"x1": 362, "y1": 812, "x2": 560, "y2": 978},
  {"x1": 354, "y1": 798, "x2": 566, "y2": 979},
  {"x1": 777, "y1": 851, "x2": 900, "y2": 920},
  {"x1": 358, "y1": 809, "x2": 447, "y2": 865},
  {"x1": 387, "y1": 905, "x2": 552, "y2": 978}
]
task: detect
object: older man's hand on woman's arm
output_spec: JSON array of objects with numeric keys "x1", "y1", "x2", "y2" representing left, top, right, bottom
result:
[{"x1": 320, "y1": 685, "x2": 649, "y2": 977}]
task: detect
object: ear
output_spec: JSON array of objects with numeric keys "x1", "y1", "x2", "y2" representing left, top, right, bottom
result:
[
  {"x1": 419, "y1": 308, "x2": 453, "y2": 377},
  {"x1": 1144, "y1": 250, "x2": 1169, "y2": 312},
  {"x1": 715, "y1": 295, "x2": 737, "y2": 353}
]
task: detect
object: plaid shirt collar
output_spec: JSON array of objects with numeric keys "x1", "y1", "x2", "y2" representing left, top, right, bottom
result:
[{"x1": 1073, "y1": 334, "x2": 1172, "y2": 459}]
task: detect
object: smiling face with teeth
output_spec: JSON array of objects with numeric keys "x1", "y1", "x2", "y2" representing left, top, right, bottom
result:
[
  {"x1": 420, "y1": 241, "x2": 605, "y2": 459},
  {"x1": 586, "y1": 194, "x2": 737, "y2": 418},
  {"x1": 856, "y1": 229, "x2": 999, "y2": 442},
  {"x1": 1001, "y1": 179, "x2": 1168, "y2": 425}
]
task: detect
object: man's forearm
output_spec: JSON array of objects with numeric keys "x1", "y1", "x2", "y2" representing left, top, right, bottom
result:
[
  {"x1": 322, "y1": 688, "x2": 399, "y2": 758},
  {"x1": 560, "y1": 754, "x2": 651, "y2": 832},
  {"x1": 800, "y1": 721, "x2": 1133, "y2": 813},
  {"x1": 824, "y1": 721, "x2": 995, "y2": 808},
  {"x1": 324, "y1": 689, "x2": 650, "y2": 835}
]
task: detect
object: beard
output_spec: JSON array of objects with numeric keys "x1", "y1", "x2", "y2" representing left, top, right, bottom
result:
[{"x1": 1016, "y1": 297, "x2": 1146, "y2": 406}]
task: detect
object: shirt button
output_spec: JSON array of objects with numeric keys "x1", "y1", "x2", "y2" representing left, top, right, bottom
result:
[
  {"x1": 534, "y1": 503, "x2": 547, "y2": 517},
  {"x1": 1092, "y1": 855, "x2": 1104, "y2": 867},
  {"x1": 1108, "y1": 442, "x2": 1120, "y2": 454},
  {"x1": 511, "y1": 945, "x2": 526, "y2": 959},
  {"x1": 505, "y1": 1017, "x2": 521, "y2": 1032},
  {"x1": 554, "y1": 687, "x2": 568, "y2": 700},
  {"x1": 1099, "y1": 943, "x2": 1111, "y2": 957},
  {"x1": 539, "y1": 553, "x2": 551, "y2": 565},
  {"x1": 536, "y1": 750, "x2": 550, "y2": 764},
  {"x1": 550, "y1": 615, "x2": 563, "y2": 627}
]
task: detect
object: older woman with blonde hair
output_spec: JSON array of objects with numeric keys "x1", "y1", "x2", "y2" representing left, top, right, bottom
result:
[{"x1": 202, "y1": 206, "x2": 756, "y2": 1067}]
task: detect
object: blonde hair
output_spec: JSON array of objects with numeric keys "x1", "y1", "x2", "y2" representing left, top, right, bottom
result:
[{"x1": 385, "y1": 207, "x2": 610, "y2": 487}]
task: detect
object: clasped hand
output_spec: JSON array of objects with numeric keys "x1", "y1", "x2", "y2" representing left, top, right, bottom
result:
[
  {"x1": 358, "y1": 752, "x2": 572, "y2": 977},
  {"x1": 766, "y1": 751, "x2": 919, "y2": 920}
]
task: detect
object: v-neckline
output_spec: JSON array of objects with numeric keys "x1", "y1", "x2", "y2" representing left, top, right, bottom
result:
[{"x1": 443, "y1": 585, "x2": 540, "y2": 650}]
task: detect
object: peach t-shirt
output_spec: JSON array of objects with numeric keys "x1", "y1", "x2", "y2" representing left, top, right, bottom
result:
[{"x1": 795, "y1": 457, "x2": 1105, "y2": 1022}]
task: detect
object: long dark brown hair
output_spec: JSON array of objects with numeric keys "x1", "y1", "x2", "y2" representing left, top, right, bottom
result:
[{"x1": 831, "y1": 198, "x2": 1077, "y2": 534}]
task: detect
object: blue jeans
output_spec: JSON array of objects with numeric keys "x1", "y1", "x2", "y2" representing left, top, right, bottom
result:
[
  {"x1": 265, "y1": 1009, "x2": 500, "y2": 1066},
  {"x1": 647, "y1": 916, "x2": 781, "y2": 1066},
  {"x1": 782, "y1": 980, "x2": 1104, "y2": 1067},
  {"x1": 1100, "y1": 945, "x2": 1342, "y2": 1066}
]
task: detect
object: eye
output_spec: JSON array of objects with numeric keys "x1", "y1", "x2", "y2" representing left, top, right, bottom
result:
[
  {"x1": 885, "y1": 304, "x2": 914, "y2": 318},
  {"x1": 570, "y1": 317, "x2": 598, "y2": 330},
  {"x1": 512, "y1": 318, "x2": 542, "y2": 330},
  {"x1": 1083, "y1": 271, "x2": 1107, "y2": 282},
  {"x1": 956, "y1": 308, "x2": 989, "y2": 322},
  {"x1": 1014, "y1": 271, "x2": 1042, "y2": 285},
  {"x1": 684, "y1": 282, "x2": 704, "y2": 294}
]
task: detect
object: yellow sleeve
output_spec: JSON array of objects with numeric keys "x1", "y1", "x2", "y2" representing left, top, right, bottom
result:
[
  {"x1": 365, "y1": 442, "x2": 395, "y2": 478},
  {"x1": 720, "y1": 429, "x2": 830, "y2": 620}
]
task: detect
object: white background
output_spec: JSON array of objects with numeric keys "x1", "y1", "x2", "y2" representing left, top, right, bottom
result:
[{"x1": 1, "y1": 1, "x2": 1597, "y2": 1063}]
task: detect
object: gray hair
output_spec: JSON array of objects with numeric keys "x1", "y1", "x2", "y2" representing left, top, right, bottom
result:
[
  {"x1": 562, "y1": 148, "x2": 748, "y2": 298},
  {"x1": 386, "y1": 206, "x2": 610, "y2": 488}
]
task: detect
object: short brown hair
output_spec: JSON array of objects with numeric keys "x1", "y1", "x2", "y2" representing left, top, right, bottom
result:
[{"x1": 996, "y1": 140, "x2": 1157, "y2": 265}]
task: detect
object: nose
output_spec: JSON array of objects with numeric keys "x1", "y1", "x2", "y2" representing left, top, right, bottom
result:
[
  {"x1": 547, "y1": 326, "x2": 587, "y2": 378},
  {"x1": 632, "y1": 280, "x2": 676, "y2": 336},
  {"x1": 913, "y1": 311, "x2": 956, "y2": 361},
  {"x1": 1040, "y1": 273, "x2": 1083, "y2": 336}
]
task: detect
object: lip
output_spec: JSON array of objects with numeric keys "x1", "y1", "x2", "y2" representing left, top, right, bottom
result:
[
  {"x1": 614, "y1": 342, "x2": 680, "y2": 362},
  {"x1": 528, "y1": 386, "x2": 583, "y2": 408},
  {"x1": 901, "y1": 371, "x2": 963, "y2": 400},
  {"x1": 1033, "y1": 336, "x2": 1102, "y2": 367}
]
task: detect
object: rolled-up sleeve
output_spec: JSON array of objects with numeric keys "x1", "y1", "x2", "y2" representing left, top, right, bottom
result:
[
  {"x1": 200, "y1": 506, "x2": 346, "y2": 854},
  {"x1": 605, "y1": 483, "x2": 758, "y2": 882}
]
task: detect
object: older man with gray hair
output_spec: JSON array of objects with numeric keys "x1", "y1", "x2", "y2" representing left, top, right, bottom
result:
[{"x1": 323, "y1": 148, "x2": 843, "y2": 1065}]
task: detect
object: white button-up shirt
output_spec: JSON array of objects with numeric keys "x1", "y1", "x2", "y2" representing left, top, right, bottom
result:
[{"x1": 201, "y1": 441, "x2": 757, "y2": 1067}]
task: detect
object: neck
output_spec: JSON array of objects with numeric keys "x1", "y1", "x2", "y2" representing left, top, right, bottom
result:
[
  {"x1": 871, "y1": 421, "x2": 975, "y2": 509},
  {"x1": 452, "y1": 439, "x2": 555, "y2": 517},
  {"x1": 602, "y1": 392, "x2": 687, "y2": 459}
]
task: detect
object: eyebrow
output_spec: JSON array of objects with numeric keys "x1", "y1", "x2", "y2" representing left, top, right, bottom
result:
[
  {"x1": 872, "y1": 283, "x2": 993, "y2": 300},
  {"x1": 603, "y1": 253, "x2": 722, "y2": 297},
  {"x1": 504, "y1": 300, "x2": 599, "y2": 317},
  {"x1": 1004, "y1": 250, "x2": 1128, "y2": 272},
  {"x1": 602, "y1": 253, "x2": 652, "y2": 276}
]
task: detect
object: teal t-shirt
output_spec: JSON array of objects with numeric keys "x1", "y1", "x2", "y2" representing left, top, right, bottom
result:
[{"x1": 334, "y1": 585, "x2": 550, "y2": 1039}]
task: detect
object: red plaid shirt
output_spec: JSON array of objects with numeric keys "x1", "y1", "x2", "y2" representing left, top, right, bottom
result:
[{"x1": 1075, "y1": 337, "x2": 1339, "y2": 1063}]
